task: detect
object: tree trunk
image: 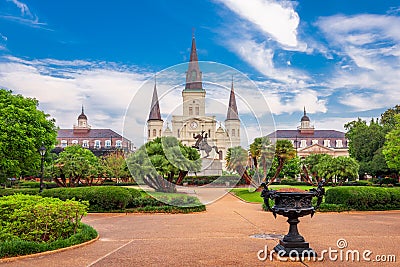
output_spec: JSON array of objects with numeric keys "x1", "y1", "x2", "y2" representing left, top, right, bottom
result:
[
  {"x1": 176, "y1": 171, "x2": 188, "y2": 185},
  {"x1": 267, "y1": 160, "x2": 284, "y2": 186},
  {"x1": 53, "y1": 177, "x2": 66, "y2": 187}
]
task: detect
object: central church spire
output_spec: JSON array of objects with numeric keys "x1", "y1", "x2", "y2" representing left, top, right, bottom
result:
[{"x1": 185, "y1": 35, "x2": 203, "y2": 90}]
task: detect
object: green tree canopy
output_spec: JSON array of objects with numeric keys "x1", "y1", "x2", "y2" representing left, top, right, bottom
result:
[
  {"x1": 53, "y1": 145, "x2": 99, "y2": 187},
  {"x1": 0, "y1": 89, "x2": 57, "y2": 182},
  {"x1": 382, "y1": 114, "x2": 400, "y2": 173},
  {"x1": 381, "y1": 105, "x2": 400, "y2": 131},
  {"x1": 345, "y1": 118, "x2": 387, "y2": 176},
  {"x1": 127, "y1": 137, "x2": 201, "y2": 192},
  {"x1": 302, "y1": 153, "x2": 332, "y2": 182},
  {"x1": 101, "y1": 151, "x2": 131, "y2": 183},
  {"x1": 316, "y1": 156, "x2": 359, "y2": 183}
]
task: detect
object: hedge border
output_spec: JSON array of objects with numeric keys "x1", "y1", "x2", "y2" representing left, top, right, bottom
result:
[{"x1": 0, "y1": 224, "x2": 98, "y2": 260}]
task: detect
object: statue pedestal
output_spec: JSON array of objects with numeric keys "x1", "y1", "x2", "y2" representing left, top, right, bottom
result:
[{"x1": 190, "y1": 158, "x2": 222, "y2": 176}]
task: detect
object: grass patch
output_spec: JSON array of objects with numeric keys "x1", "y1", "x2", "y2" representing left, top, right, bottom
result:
[{"x1": 231, "y1": 185, "x2": 318, "y2": 203}]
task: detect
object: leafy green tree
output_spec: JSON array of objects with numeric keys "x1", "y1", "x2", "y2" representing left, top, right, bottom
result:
[
  {"x1": 383, "y1": 114, "x2": 400, "y2": 174},
  {"x1": 302, "y1": 153, "x2": 331, "y2": 182},
  {"x1": 317, "y1": 156, "x2": 359, "y2": 184},
  {"x1": 345, "y1": 118, "x2": 386, "y2": 176},
  {"x1": 127, "y1": 137, "x2": 201, "y2": 192},
  {"x1": 381, "y1": 105, "x2": 400, "y2": 131},
  {"x1": 267, "y1": 140, "x2": 296, "y2": 185},
  {"x1": 225, "y1": 146, "x2": 253, "y2": 185},
  {"x1": 267, "y1": 156, "x2": 300, "y2": 180},
  {"x1": 53, "y1": 145, "x2": 100, "y2": 187},
  {"x1": 0, "y1": 89, "x2": 57, "y2": 182},
  {"x1": 101, "y1": 151, "x2": 131, "y2": 183},
  {"x1": 249, "y1": 137, "x2": 274, "y2": 182}
]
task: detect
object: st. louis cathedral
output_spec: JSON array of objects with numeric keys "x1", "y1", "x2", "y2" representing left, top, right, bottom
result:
[{"x1": 147, "y1": 36, "x2": 240, "y2": 170}]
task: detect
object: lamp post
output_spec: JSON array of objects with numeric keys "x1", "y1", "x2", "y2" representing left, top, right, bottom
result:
[{"x1": 39, "y1": 145, "x2": 46, "y2": 193}]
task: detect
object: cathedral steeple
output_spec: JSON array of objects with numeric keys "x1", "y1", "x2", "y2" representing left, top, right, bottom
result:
[
  {"x1": 148, "y1": 78, "x2": 162, "y2": 121},
  {"x1": 226, "y1": 77, "x2": 239, "y2": 121},
  {"x1": 185, "y1": 35, "x2": 203, "y2": 90}
]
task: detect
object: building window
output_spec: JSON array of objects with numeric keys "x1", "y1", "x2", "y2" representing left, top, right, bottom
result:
[
  {"x1": 290, "y1": 140, "x2": 295, "y2": 146},
  {"x1": 324, "y1": 140, "x2": 331, "y2": 147},
  {"x1": 336, "y1": 140, "x2": 343, "y2": 148},
  {"x1": 177, "y1": 129, "x2": 180, "y2": 138},
  {"x1": 105, "y1": 140, "x2": 111, "y2": 148},
  {"x1": 152, "y1": 129, "x2": 156, "y2": 137},
  {"x1": 71, "y1": 140, "x2": 78, "y2": 145},
  {"x1": 148, "y1": 129, "x2": 150, "y2": 138},
  {"x1": 237, "y1": 129, "x2": 240, "y2": 136},
  {"x1": 94, "y1": 140, "x2": 101, "y2": 149},
  {"x1": 82, "y1": 140, "x2": 89, "y2": 148},
  {"x1": 61, "y1": 140, "x2": 68, "y2": 148},
  {"x1": 189, "y1": 107, "x2": 193, "y2": 115},
  {"x1": 300, "y1": 140, "x2": 307, "y2": 148},
  {"x1": 195, "y1": 106, "x2": 199, "y2": 115},
  {"x1": 312, "y1": 140, "x2": 318, "y2": 145},
  {"x1": 232, "y1": 129, "x2": 235, "y2": 137},
  {"x1": 116, "y1": 140, "x2": 122, "y2": 148},
  {"x1": 208, "y1": 129, "x2": 211, "y2": 137},
  {"x1": 191, "y1": 70, "x2": 196, "y2": 81},
  {"x1": 159, "y1": 129, "x2": 162, "y2": 136}
]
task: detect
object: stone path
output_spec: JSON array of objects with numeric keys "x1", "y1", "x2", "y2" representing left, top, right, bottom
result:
[{"x1": 2, "y1": 190, "x2": 399, "y2": 266}]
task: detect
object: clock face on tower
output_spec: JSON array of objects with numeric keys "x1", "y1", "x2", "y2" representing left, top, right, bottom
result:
[{"x1": 189, "y1": 121, "x2": 198, "y2": 129}]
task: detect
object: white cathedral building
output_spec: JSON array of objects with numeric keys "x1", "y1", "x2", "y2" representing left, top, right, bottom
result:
[{"x1": 146, "y1": 36, "x2": 241, "y2": 173}]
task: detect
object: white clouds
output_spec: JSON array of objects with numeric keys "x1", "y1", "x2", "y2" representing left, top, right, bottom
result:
[
  {"x1": 317, "y1": 14, "x2": 400, "y2": 111},
  {"x1": 217, "y1": 0, "x2": 301, "y2": 48},
  {"x1": 228, "y1": 38, "x2": 309, "y2": 84},
  {"x1": 1, "y1": 0, "x2": 46, "y2": 28},
  {"x1": 8, "y1": 0, "x2": 32, "y2": 17},
  {"x1": 0, "y1": 57, "x2": 148, "y2": 138}
]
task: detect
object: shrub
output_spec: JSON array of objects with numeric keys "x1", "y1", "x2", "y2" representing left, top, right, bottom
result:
[
  {"x1": 0, "y1": 188, "x2": 39, "y2": 197},
  {"x1": 178, "y1": 175, "x2": 244, "y2": 186},
  {"x1": 280, "y1": 178, "x2": 309, "y2": 186},
  {"x1": 40, "y1": 186, "x2": 139, "y2": 212},
  {"x1": 325, "y1": 186, "x2": 400, "y2": 210},
  {"x1": 0, "y1": 194, "x2": 88, "y2": 243},
  {"x1": 0, "y1": 223, "x2": 97, "y2": 259}
]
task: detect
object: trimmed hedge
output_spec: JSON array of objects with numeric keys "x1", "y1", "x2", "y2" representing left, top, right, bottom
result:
[
  {"x1": 325, "y1": 186, "x2": 400, "y2": 210},
  {"x1": 0, "y1": 223, "x2": 97, "y2": 259},
  {"x1": 40, "y1": 186, "x2": 140, "y2": 212},
  {"x1": 0, "y1": 188, "x2": 40, "y2": 197},
  {"x1": 128, "y1": 194, "x2": 206, "y2": 213},
  {"x1": 178, "y1": 175, "x2": 244, "y2": 186}
]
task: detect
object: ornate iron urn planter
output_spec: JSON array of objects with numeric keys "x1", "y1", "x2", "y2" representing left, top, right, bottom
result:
[{"x1": 261, "y1": 182, "x2": 325, "y2": 257}]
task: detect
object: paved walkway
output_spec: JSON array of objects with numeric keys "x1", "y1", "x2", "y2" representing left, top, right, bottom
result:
[{"x1": 2, "y1": 191, "x2": 399, "y2": 266}]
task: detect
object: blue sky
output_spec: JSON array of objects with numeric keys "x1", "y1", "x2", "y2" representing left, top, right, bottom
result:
[{"x1": 1, "y1": 0, "x2": 400, "y2": 146}]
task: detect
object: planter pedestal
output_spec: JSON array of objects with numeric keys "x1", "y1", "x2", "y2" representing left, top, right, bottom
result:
[{"x1": 261, "y1": 182, "x2": 325, "y2": 258}]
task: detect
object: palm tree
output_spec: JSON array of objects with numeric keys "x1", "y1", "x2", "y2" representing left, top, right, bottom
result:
[
  {"x1": 249, "y1": 137, "x2": 274, "y2": 184},
  {"x1": 225, "y1": 146, "x2": 253, "y2": 185},
  {"x1": 266, "y1": 140, "x2": 296, "y2": 186}
]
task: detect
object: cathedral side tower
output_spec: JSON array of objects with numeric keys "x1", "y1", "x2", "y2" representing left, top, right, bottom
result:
[
  {"x1": 224, "y1": 79, "x2": 241, "y2": 148},
  {"x1": 147, "y1": 81, "x2": 163, "y2": 141}
]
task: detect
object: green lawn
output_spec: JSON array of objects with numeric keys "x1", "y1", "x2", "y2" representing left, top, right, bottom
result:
[{"x1": 231, "y1": 185, "x2": 326, "y2": 203}]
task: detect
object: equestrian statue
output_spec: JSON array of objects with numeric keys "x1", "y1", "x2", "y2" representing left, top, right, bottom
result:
[{"x1": 192, "y1": 131, "x2": 221, "y2": 158}]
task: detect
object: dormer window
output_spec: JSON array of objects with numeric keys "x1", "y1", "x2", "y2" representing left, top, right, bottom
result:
[
  {"x1": 300, "y1": 140, "x2": 307, "y2": 148},
  {"x1": 105, "y1": 140, "x2": 111, "y2": 148},
  {"x1": 94, "y1": 140, "x2": 101, "y2": 149},
  {"x1": 324, "y1": 140, "x2": 331, "y2": 147},
  {"x1": 116, "y1": 140, "x2": 122, "y2": 148}
]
